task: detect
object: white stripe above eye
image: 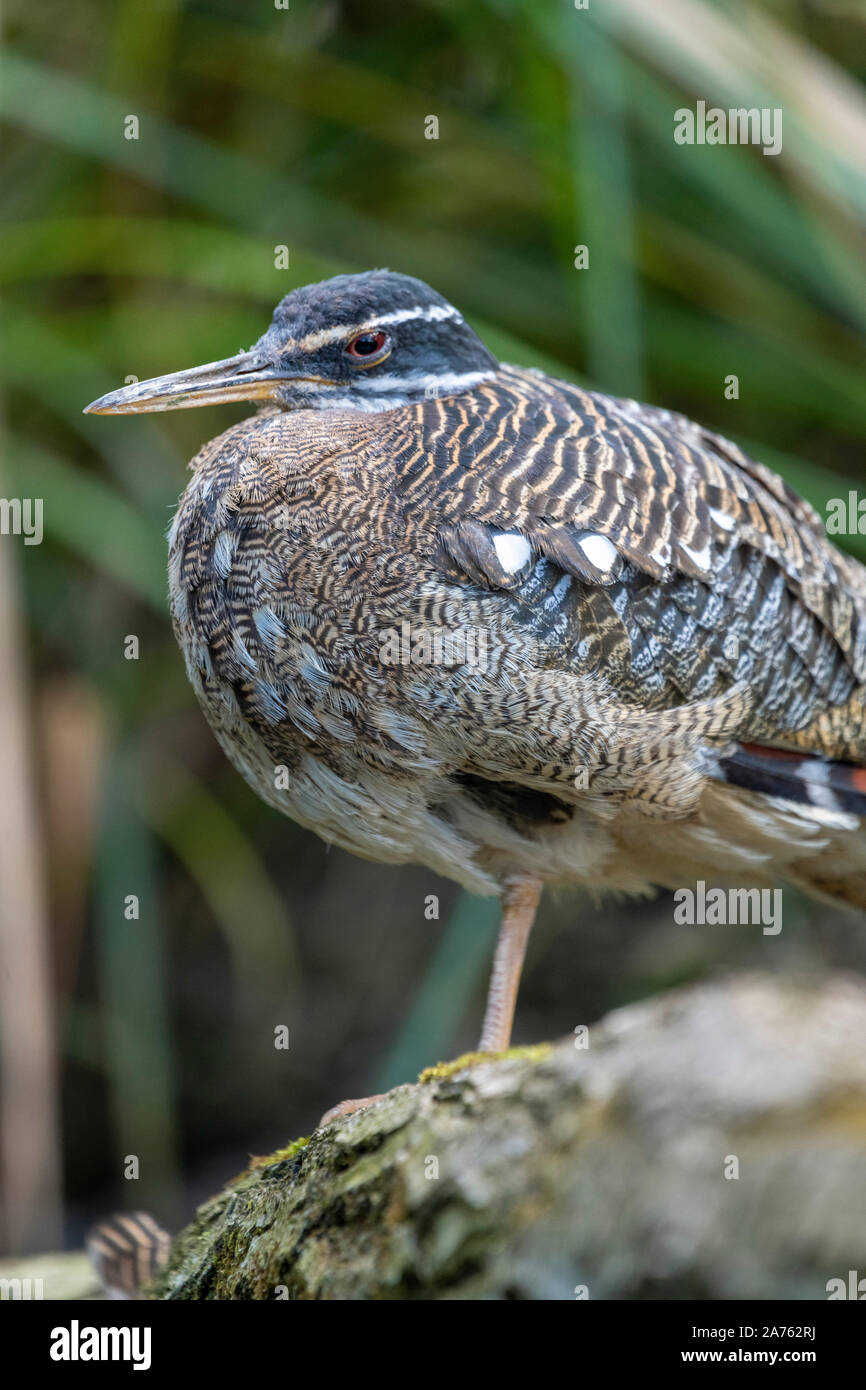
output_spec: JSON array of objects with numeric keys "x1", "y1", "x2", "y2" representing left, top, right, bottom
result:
[{"x1": 285, "y1": 303, "x2": 463, "y2": 354}]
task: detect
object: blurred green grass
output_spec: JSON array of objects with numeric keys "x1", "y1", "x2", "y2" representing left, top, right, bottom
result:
[{"x1": 1, "y1": 0, "x2": 865, "y2": 1241}]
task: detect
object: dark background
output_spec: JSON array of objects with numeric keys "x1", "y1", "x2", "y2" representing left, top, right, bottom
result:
[{"x1": 1, "y1": 0, "x2": 865, "y2": 1254}]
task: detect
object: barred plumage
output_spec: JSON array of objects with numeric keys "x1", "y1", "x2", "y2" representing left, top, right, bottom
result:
[
  {"x1": 86, "y1": 270, "x2": 866, "y2": 1112},
  {"x1": 86, "y1": 1212, "x2": 170, "y2": 1299}
]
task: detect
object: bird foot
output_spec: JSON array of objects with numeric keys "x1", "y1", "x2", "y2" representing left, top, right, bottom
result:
[{"x1": 318, "y1": 1093, "x2": 387, "y2": 1127}]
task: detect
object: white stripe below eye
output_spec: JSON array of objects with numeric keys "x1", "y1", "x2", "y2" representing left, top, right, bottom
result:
[
  {"x1": 287, "y1": 303, "x2": 463, "y2": 353},
  {"x1": 351, "y1": 368, "x2": 493, "y2": 394}
]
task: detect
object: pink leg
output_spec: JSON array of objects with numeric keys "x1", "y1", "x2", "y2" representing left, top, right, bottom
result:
[
  {"x1": 477, "y1": 878, "x2": 542, "y2": 1052},
  {"x1": 318, "y1": 877, "x2": 543, "y2": 1127}
]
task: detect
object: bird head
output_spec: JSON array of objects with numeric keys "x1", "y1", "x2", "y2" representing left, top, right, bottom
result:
[{"x1": 84, "y1": 271, "x2": 498, "y2": 417}]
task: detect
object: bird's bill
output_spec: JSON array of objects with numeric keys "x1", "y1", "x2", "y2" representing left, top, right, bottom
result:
[{"x1": 83, "y1": 350, "x2": 308, "y2": 415}]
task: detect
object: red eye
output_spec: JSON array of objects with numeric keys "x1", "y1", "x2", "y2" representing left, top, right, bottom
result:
[{"x1": 346, "y1": 330, "x2": 388, "y2": 360}]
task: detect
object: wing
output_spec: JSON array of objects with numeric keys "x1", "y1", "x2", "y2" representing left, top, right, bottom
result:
[{"x1": 382, "y1": 367, "x2": 866, "y2": 768}]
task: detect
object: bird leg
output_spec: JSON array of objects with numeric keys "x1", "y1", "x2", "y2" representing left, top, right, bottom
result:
[
  {"x1": 318, "y1": 876, "x2": 542, "y2": 1128},
  {"x1": 477, "y1": 877, "x2": 542, "y2": 1052}
]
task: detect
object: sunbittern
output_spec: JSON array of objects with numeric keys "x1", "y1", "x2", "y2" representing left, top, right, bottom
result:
[{"x1": 86, "y1": 270, "x2": 866, "y2": 1121}]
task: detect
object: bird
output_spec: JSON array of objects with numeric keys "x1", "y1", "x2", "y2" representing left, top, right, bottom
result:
[
  {"x1": 86, "y1": 1212, "x2": 170, "y2": 1299},
  {"x1": 85, "y1": 269, "x2": 866, "y2": 1121}
]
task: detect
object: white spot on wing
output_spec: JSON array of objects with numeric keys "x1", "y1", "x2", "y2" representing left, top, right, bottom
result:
[
  {"x1": 578, "y1": 533, "x2": 619, "y2": 573},
  {"x1": 493, "y1": 532, "x2": 532, "y2": 574},
  {"x1": 679, "y1": 538, "x2": 712, "y2": 572}
]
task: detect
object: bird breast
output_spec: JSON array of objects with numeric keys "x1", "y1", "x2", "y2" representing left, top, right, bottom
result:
[{"x1": 164, "y1": 410, "x2": 555, "y2": 890}]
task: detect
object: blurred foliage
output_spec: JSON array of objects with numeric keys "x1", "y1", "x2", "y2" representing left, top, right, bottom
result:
[{"x1": 1, "y1": 0, "x2": 865, "y2": 1240}]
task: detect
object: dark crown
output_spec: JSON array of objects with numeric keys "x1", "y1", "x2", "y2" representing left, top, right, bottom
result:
[{"x1": 250, "y1": 270, "x2": 499, "y2": 411}]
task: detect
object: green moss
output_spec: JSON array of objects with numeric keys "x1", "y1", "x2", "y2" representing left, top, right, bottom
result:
[
  {"x1": 418, "y1": 1042, "x2": 552, "y2": 1084},
  {"x1": 246, "y1": 1135, "x2": 310, "y2": 1170}
]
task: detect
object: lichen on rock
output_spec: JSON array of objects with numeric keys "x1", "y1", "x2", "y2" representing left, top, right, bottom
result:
[{"x1": 146, "y1": 973, "x2": 866, "y2": 1301}]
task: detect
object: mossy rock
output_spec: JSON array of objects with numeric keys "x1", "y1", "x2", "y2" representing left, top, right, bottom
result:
[{"x1": 147, "y1": 974, "x2": 866, "y2": 1300}]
